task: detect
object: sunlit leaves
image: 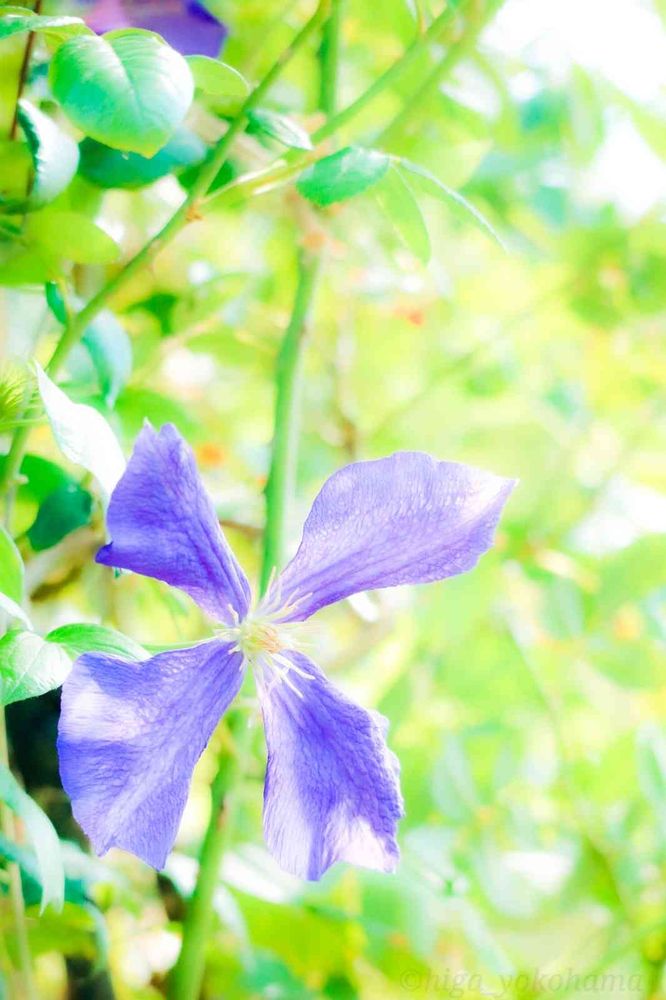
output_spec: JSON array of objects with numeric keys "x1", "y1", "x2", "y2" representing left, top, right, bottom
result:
[
  {"x1": 0, "y1": 629, "x2": 71, "y2": 706},
  {"x1": 375, "y1": 164, "x2": 430, "y2": 263},
  {"x1": 297, "y1": 147, "x2": 389, "y2": 205},
  {"x1": 50, "y1": 30, "x2": 194, "y2": 156},
  {"x1": 594, "y1": 535, "x2": 666, "y2": 619},
  {"x1": 187, "y1": 55, "x2": 249, "y2": 98},
  {"x1": 0, "y1": 7, "x2": 87, "y2": 41},
  {"x1": 26, "y1": 483, "x2": 93, "y2": 551},
  {"x1": 35, "y1": 364, "x2": 125, "y2": 503},
  {"x1": 247, "y1": 109, "x2": 312, "y2": 151},
  {"x1": 399, "y1": 158, "x2": 506, "y2": 249},
  {"x1": 0, "y1": 525, "x2": 29, "y2": 626},
  {"x1": 0, "y1": 764, "x2": 64, "y2": 912},
  {"x1": 637, "y1": 725, "x2": 666, "y2": 837},
  {"x1": 28, "y1": 210, "x2": 120, "y2": 265},
  {"x1": 82, "y1": 310, "x2": 132, "y2": 406},
  {"x1": 0, "y1": 524, "x2": 23, "y2": 605},
  {"x1": 47, "y1": 623, "x2": 147, "y2": 661}
]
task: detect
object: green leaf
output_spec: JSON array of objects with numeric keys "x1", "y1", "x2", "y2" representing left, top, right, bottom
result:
[
  {"x1": 0, "y1": 454, "x2": 75, "y2": 505},
  {"x1": 45, "y1": 281, "x2": 68, "y2": 324},
  {"x1": 398, "y1": 159, "x2": 506, "y2": 249},
  {"x1": 0, "y1": 592, "x2": 31, "y2": 629},
  {"x1": 0, "y1": 7, "x2": 88, "y2": 41},
  {"x1": 590, "y1": 637, "x2": 665, "y2": 690},
  {"x1": 247, "y1": 109, "x2": 312, "y2": 151},
  {"x1": 187, "y1": 55, "x2": 249, "y2": 98},
  {"x1": 296, "y1": 147, "x2": 390, "y2": 206},
  {"x1": 0, "y1": 139, "x2": 32, "y2": 213},
  {"x1": 28, "y1": 210, "x2": 120, "y2": 265},
  {"x1": 82, "y1": 310, "x2": 132, "y2": 406},
  {"x1": 0, "y1": 763, "x2": 64, "y2": 912},
  {"x1": 78, "y1": 129, "x2": 207, "y2": 190},
  {"x1": 637, "y1": 725, "x2": 666, "y2": 836},
  {"x1": 16, "y1": 100, "x2": 79, "y2": 208},
  {"x1": 47, "y1": 623, "x2": 147, "y2": 661},
  {"x1": 35, "y1": 364, "x2": 125, "y2": 503},
  {"x1": 595, "y1": 535, "x2": 666, "y2": 618},
  {"x1": 27, "y1": 483, "x2": 93, "y2": 551},
  {"x1": 375, "y1": 164, "x2": 430, "y2": 263},
  {"x1": 0, "y1": 524, "x2": 23, "y2": 604},
  {"x1": 0, "y1": 629, "x2": 71, "y2": 705},
  {"x1": 50, "y1": 29, "x2": 194, "y2": 157}
]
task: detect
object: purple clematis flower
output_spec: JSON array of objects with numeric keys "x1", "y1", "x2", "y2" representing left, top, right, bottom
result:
[
  {"x1": 58, "y1": 424, "x2": 515, "y2": 880},
  {"x1": 83, "y1": 0, "x2": 227, "y2": 57}
]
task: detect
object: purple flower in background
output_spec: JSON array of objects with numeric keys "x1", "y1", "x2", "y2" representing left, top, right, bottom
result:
[
  {"x1": 84, "y1": 0, "x2": 227, "y2": 57},
  {"x1": 58, "y1": 424, "x2": 515, "y2": 880}
]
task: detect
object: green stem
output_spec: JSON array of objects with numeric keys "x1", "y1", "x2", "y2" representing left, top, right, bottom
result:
[
  {"x1": 9, "y1": 0, "x2": 42, "y2": 141},
  {"x1": 0, "y1": 0, "x2": 331, "y2": 504},
  {"x1": 319, "y1": 0, "x2": 344, "y2": 118},
  {"x1": 378, "y1": 0, "x2": 495, "y2": 144},
  {"x1": 260, "y1": 251, "x2": 321, "y2": 592},
  {"x1": 0, "y1": 712, "x2": 36, "y2": 1000},
  {"x1": 311, "y1": 2, "x2": 460, "y2": 144},
  {"x1": 166, "y1": 717, "x2": 246, "y2": 1000}
]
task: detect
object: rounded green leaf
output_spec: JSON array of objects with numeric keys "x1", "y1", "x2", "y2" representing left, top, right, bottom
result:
[
  {"x1": 50, "y1": 29, "x2": 194, "y2": 157},
  {"x1": 0, "y1": 8, "x2": 88, "y2": 41},
  {"x1": 187, "y1": 55, "x2": 249, "y2": 98},
  {"x1": 247, "y1": 109, "x2": 312, "y2": 151},
  {"x1": 46, "y1": 623, "x2": 147, "y2": 661},
  {"x1": 83, "y1": 310, "x2": 132, "y2": 406},
  {"x1": 27, "y1": 483, "x2": 93, "y2": 552},
  {"x1": 35, "y1": 364, "x2": 126, "y2": 504},
  {"x1": 0, "y1": 629, "x2": 71, "y2": 706},
  {"x1": 375, "y1": 164, "x2": 431, "y2": 263},
  {"x1": 16, "y1": 100, "x2": 79, "y2": 208},
  {"x1": 78, "y1": 129, "x2": 206, "y2": 190},
  {"x1": 29, "y1": 210, "x2": 120, "y2": 264},
  {"x1": 398, "y1": 158, "x2": 506, "y2": 249},
  {"x1": 0, "y1": 763, "x2": 64, "y2": 912},
  {"x1": 0, "y1": 524, "x2": 23, "y2": 604},
  {"x1": 296, "y1": 146, "x2": 389, "y2": 206}
]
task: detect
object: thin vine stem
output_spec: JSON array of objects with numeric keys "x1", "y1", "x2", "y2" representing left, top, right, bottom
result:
[
  {"x1": 260, "y1": 251, "x2": 321, "y2": 591},
  {"x1": 8, "y1": 0, "x2": 42, "y2": 141},
  {"x1": 0, "y1": 712, "x2": 36, "y2": 1000}
]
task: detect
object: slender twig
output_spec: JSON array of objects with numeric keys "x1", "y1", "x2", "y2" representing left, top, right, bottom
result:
[
  {"x1": 8, "y1": 0, "x2": 42, "y2": 141},
  {"x1": 378, "y1": 0, "x2": 499, "y2": 144},
  {"x1": 166, "y1": 718, "x2": 246, "y2": 1000},
  {"x1": 260, "y1": 251, "x2": 321, "y2": 590},
  {"x1": 311, "y1": 1, "x2": 460, "y2": 143},
  {"x1": 319, "y1": 0, "x2": 344, "y2": 117},
  {"x1": 0, "y1": 713, "x2": 36, "y2": 1000}
]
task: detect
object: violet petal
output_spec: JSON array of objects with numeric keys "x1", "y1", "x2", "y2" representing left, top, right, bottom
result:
[
  {"x1": 271, "y1": 452, "x2": 516, "y2": 621},
  {"x1": 260, "y1": 651, "x2": 403, "y2": 880},
  {"x1": 58, "y1": 639, "x2": 244, "y2": 869},
  {"x1": 97, "y1": 423, "x2": 251, "y2": 625}
]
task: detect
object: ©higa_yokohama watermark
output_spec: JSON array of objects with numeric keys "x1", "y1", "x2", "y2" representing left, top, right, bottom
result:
[{"x1": 398, "y1": 968, "x2": 646, "y2": 997}]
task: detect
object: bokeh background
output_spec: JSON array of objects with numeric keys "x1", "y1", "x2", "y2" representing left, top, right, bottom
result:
[{"x1": 1, "y1": 0, "x2": 666, "y2": 997}]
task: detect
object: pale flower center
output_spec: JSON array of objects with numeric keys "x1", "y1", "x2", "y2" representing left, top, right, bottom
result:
[{"x1": 218, "y1": 607, "x2": 313, "y2": 699}]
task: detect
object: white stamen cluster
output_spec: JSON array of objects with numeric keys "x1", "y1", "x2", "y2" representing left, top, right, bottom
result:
[{"x1": 219, "y1": 601, "x2": 313, "y2": 699}]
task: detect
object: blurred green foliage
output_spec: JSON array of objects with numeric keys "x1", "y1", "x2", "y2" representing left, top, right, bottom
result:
[{"x1": 1, "y1": 0, "x2": 665, "y2": 997}]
